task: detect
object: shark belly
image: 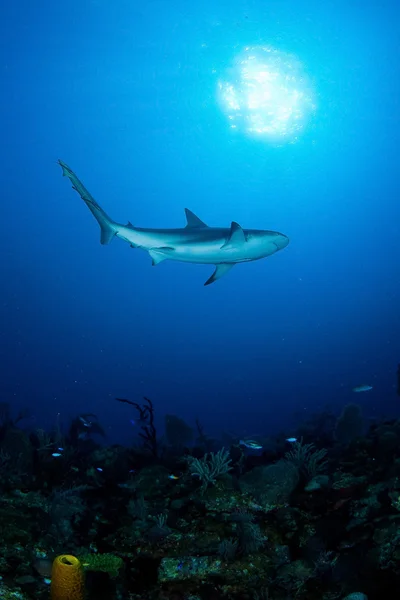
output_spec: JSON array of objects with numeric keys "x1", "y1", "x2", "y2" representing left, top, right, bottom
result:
[
  {"x1": 170, "y1": 241, "x2": 232, "y2": 265},
  {"x1": 116, "y1": 226, "x2": 235, "y2": 265}
]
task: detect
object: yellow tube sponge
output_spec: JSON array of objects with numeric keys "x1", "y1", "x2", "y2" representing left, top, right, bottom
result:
[{"x1": 50, "y1": 555, "x2": 85, "y2": 600}]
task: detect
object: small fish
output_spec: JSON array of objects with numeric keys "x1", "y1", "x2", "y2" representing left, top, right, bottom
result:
[
  {"x1": 79, "y1": 416, "x2": 92, "y2": 428},
  {"x1": 168, "y1": 474, "x2": 181, "y2": 480},
  {"x1": 352, "y1": 384, "x2": 373, "y2": 393},
  {"x1": 286, "y1": 437, "x2": 297, "y2": 443},
  {"x1": 96, "y1": 467, "x2": 103, "y2": 473},
  {"x1": 34, "y1": 558, "x2": 53, "y2": 579},
  {"x1": 57, "y1": 447, "x2": 64, "y2": 452},
  {"x1": 239, "y1": 439, "x2": 263, "y2": 450},
  {"x1": 51, "y1": 452, "x2": 62, "y2": 458}
]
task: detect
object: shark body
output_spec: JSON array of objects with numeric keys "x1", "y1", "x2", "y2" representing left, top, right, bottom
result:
[{"x1": 58, "y1": 160, "x2": 289, "y2": 286}]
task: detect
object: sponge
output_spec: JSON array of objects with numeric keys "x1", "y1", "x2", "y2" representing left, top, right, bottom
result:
[{"x1": 50, "y1": 555, "x2": 85, "y2": 600}]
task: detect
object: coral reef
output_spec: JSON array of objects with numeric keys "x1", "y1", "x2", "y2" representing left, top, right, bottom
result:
[{"x1": 1, "y1": 401, "x2": 400, "y2": 599}]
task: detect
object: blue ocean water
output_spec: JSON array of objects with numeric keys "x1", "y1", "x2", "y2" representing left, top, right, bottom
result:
[{"x1": 2, "y1": 0, "x2": 399, "y2": 446}]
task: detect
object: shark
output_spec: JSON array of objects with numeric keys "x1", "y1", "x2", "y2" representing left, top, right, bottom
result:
[{"x1": 58, "y1": 160, "x2": 289, "y2": 286}]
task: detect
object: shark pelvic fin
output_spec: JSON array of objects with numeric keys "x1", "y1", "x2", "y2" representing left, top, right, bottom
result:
[
  {"x1": 220, "y1": 221, "x2": 246, "y2": 250},
  {"x1": 204, "y1": 263, "x2": 235, "y2": 286},
  {"x1": 148, "y1": 247, "x2": 175, "y2": 266},
  {"x1": 184, "y1": 208, "x2": 208, "y2": 228}
]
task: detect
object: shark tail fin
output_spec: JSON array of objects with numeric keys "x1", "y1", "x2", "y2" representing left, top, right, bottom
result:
[
  {"x1": 58, "y1": 159, "x2": 117, "y2": 245},
  {"x1": 99, "y1": 220, "x2": 116, "y2": 245}
]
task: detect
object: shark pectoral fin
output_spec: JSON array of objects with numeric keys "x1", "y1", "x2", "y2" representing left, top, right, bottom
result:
[
  {"x1": 204, "y1": 263, "x2": 235, "y2": 286},
  {"x1": 184, "y1": 208, "x2": 208, "y2": 228},
  {"x1": 148, "y1": 247, "x2": 175, "y2": 266},
  {"x1": 220, "y1": 221, "x2": 246, "y2": 250}
]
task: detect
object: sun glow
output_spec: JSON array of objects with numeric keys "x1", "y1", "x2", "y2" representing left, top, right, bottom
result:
[{"x1": 218, "y1": 45, "x2": 316, "y2": 143}]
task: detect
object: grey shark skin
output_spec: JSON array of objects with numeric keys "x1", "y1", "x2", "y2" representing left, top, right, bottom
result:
[{"x1": 58, "y1": 160, "x2": 289, "y2": 286}]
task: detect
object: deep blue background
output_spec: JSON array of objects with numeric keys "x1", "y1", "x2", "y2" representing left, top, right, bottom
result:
[{"x1": 2, "y1": 0, "x2": 399, "y2": 444}]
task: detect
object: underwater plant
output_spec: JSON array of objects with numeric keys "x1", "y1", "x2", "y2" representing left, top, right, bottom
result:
[{"x1": 186, "y1": 447, "x2": 232, "y2": 492}]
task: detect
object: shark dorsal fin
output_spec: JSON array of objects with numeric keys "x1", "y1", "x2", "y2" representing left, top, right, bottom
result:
[
  {"x1": 221, "y1": 221, "x2": 246, "y2": 249},
  {"x1": 126, "y1": 221, "x2": 134, "y2": 229},
  {"x1": 184, "y1": 208, "x2": 208, "y2": 228}
]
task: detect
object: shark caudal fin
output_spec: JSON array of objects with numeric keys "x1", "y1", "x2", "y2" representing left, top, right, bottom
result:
[{"x1": 58, "y1": 159, "x2": 117, "y2": 245}]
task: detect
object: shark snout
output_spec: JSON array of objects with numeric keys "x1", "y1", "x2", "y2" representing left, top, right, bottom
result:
[{"x1": 273, "y1": 233, "x2": 290, "y2": 251}]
